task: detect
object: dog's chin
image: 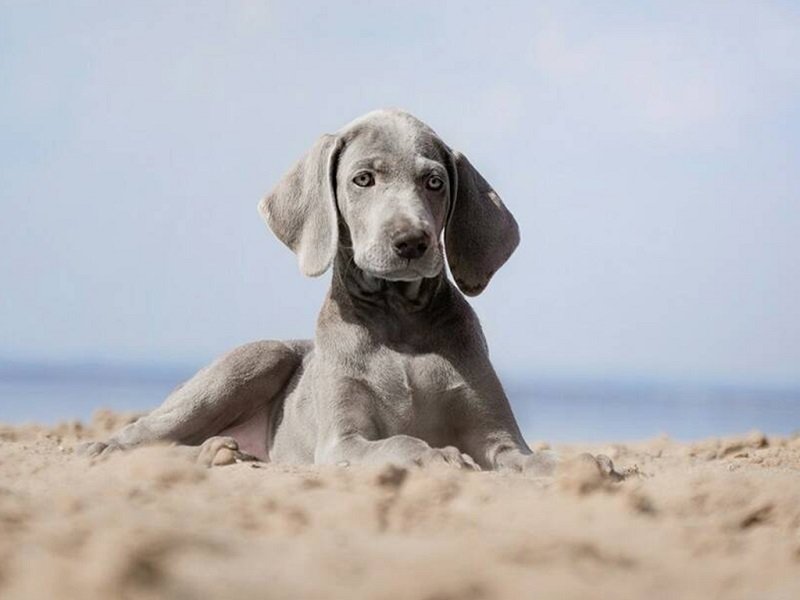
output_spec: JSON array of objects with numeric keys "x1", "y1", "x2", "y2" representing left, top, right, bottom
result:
[
  {"x1": 375, "y1": 271, "x2": 424, "y2": 282},
  {"x1": 358, "y1": 262, "x2": 442, "y2": 282}
]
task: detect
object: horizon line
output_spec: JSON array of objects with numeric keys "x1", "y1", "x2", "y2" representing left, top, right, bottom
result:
[{"x1": 1, "y1": 357, "x2": 798, "y2": 392}]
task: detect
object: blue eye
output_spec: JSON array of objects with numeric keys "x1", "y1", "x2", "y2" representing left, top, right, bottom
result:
[
  {"x1": 353, "y1": 172, "x2": 375, "y2": 187},
  {"x1": 426, "y1": 175, "x2": 444, "y2": 191}
]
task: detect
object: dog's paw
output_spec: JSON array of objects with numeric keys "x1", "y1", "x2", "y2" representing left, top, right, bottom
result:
[
  {"x1": 555, "y1": 452, "x2": 627, "y2": 494},
  {"x1": 414, "y1": 446, "x2": 481, "y2": 471},
  {"x1": 589, "y1": 453, "x2": 626, "y2": 482},
  {"x1": 196, "y1": 436, "x2": 257, "y2": 468},
  {"x1": 520, "y1": 450, "x2": 559, "y2": 476},
  {"x1": 76, "y1": 440, "x2": 123, "y2": 458},
  {"x1": 494, "y1": 450, "x2": 559, "y2": 476}
]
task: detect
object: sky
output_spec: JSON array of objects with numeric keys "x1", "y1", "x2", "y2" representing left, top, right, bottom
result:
[{"x1": 1, "y1": 1, "x2": 799, "y2": 386}]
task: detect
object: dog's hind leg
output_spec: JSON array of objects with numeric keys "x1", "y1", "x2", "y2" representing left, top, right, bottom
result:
[{"x1": 79, "y1": 340, "x2": 308, "y2": 461}]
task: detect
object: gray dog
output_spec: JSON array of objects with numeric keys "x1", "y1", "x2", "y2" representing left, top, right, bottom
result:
[{"x1": 83, "y1": 109, "x2": 613, "y2": 476}]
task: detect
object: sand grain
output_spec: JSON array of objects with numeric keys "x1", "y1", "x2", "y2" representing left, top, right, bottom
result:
[{"x1": 0, "y1": 412, "x2": 798, "y2": 599}]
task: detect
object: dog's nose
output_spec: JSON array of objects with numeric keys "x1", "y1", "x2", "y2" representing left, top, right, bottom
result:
[{"x1": 392, "y1": 230, "x2": 429, "y2": 260}]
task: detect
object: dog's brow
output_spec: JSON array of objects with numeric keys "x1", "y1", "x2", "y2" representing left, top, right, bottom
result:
[
  {"x1": 415, "y1": 156, "x2": 447, "y2": 176},
  {"x1": 350, "y1": 157, "x2": 388, "y2": 172}
]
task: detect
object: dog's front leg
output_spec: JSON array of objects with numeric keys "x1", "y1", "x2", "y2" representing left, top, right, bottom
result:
[
  {"x1": 319, "y1": 433, "x2": 479, "y2": 470},
  {"x1": 488, "y1": 442, "x2": 560, "y2": 475},
  {"x1": 459, "y1": 419, "x2": 559, "y2": 475},
  {"x1": 312, "y1": 377, "x2": 479, "y2": 470},
  {"x1": 451, "y1": 369, "x2": 560, "y2": 475},
  {"x1": 459, "y1": 396, "x2": 623, "y2": 479},
  {"x1": 469, "y1": 433, "x2": 624, "y2": 480}
]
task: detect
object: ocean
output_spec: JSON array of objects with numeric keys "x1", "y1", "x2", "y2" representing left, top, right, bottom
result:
[{"x1": 1, "y1": 364, "x2": 798, "y2": 442}]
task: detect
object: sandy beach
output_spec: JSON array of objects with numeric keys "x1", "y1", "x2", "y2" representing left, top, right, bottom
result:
[{"x1": 0, "y1": 411, "x2": 798, "y2": 600}]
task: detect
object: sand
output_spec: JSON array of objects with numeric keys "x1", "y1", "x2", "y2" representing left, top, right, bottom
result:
[{"x1": 1, "y1": 411, "x2": 799, "y2": 600}]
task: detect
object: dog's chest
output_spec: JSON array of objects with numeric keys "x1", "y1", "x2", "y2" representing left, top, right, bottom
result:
[{"x1": 369, "y1": 349, "x2": 465, "y2": 437}]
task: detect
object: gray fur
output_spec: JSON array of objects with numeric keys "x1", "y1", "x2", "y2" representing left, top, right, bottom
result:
[{"x1": 80, "y1": 109, "x2": 557, "y2": 474}]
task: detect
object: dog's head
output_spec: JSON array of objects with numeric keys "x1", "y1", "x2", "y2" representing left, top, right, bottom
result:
[{"x1": 259, "y1": 109, "x2": 519, "y2": 296}]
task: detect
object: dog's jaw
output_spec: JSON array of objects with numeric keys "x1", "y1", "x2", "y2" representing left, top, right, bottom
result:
[{"x1": 353, "y1": 244, "x2": 444, "y2": 283}]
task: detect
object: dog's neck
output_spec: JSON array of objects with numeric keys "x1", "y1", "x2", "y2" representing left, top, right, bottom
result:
[{"x1": 331, "y1": 246, "x2": 446, "y2": 315}]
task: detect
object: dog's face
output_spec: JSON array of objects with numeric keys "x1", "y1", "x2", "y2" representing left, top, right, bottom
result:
[
  {"x1": 260, "y1": 109, "x2": 520, "y2": 296},
  {"x1": 335, "y1": 120, "x2": 450, "y2": 281}
]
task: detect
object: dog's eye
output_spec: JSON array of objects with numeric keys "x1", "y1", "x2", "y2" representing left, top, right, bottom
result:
[
  {"x1": 426, "y1": 175, "x2": 444, "y2": 191},
  {"x1": 352, "y1": 172, "x2": 375, "y2": 187}
]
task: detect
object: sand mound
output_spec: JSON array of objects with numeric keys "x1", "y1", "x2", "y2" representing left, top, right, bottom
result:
[{"x1": 1, "y1": 413, "x2": 799, "y2": 599}]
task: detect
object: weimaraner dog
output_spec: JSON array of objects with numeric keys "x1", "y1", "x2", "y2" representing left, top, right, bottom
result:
[{"x1": 82, "y1": 109, "x2": 617, "y2": 476}]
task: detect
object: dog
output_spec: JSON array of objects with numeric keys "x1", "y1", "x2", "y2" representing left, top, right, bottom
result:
[{"x1": 82, "y1": 109, "x2": 616, "y2": 476}]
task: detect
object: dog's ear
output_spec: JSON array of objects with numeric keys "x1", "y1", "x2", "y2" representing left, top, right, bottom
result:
[
  {"x1": 258, "y1": 134, "x2": 343, "y2": 277},
  {"x1": 445, "y1": 151, "x2": 520, "y2": 296}
]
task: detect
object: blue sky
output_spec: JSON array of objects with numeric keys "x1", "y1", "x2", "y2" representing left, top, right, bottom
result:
[{"x1": 1, "y1": 1, "x2": 799, "y2": 385}]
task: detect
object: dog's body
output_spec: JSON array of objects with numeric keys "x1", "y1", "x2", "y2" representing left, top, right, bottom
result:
[{"x1": 83, "y1": 109, "x2": 558, "y2": 473}]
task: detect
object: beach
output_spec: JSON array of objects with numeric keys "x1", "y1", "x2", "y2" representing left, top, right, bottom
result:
[{"x1": 1, "y1": 411, "x2": 799, "y2": 600}]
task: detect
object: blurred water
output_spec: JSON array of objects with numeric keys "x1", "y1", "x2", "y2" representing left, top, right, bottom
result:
[
  {"x1": 506, "y1": 379, "x2": 800, "y2": 442},
  {"x1": 0, "y1": 379, "x2": 179, "y2": 425},
  {"x1": 0, "y1": 363, "x2": 192, "y2": 426},
  {"x1": 1, "y1": 364, "x2": 798, "y2": 442}
]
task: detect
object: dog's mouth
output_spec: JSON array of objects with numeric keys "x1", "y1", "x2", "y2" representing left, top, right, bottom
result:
[
  {"x1": 353, "y1": 244, "x2": 444, "y2": 282},
  {"x1": 360, "y1": 258, "x2": 446, "y2": 282}
]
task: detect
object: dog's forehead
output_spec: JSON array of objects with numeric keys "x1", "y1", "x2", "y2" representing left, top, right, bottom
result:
[{"x1": 338, "y1": 111, "x2": 447, "y2": 169}]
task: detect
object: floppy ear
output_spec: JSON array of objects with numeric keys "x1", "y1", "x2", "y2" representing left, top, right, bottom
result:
[
  {"x1": 258, "y1": 134, "x2": 343, "y2": 277},
  {"x1": 445, "y1": 151, "x2": 520, "y2": 296}
]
